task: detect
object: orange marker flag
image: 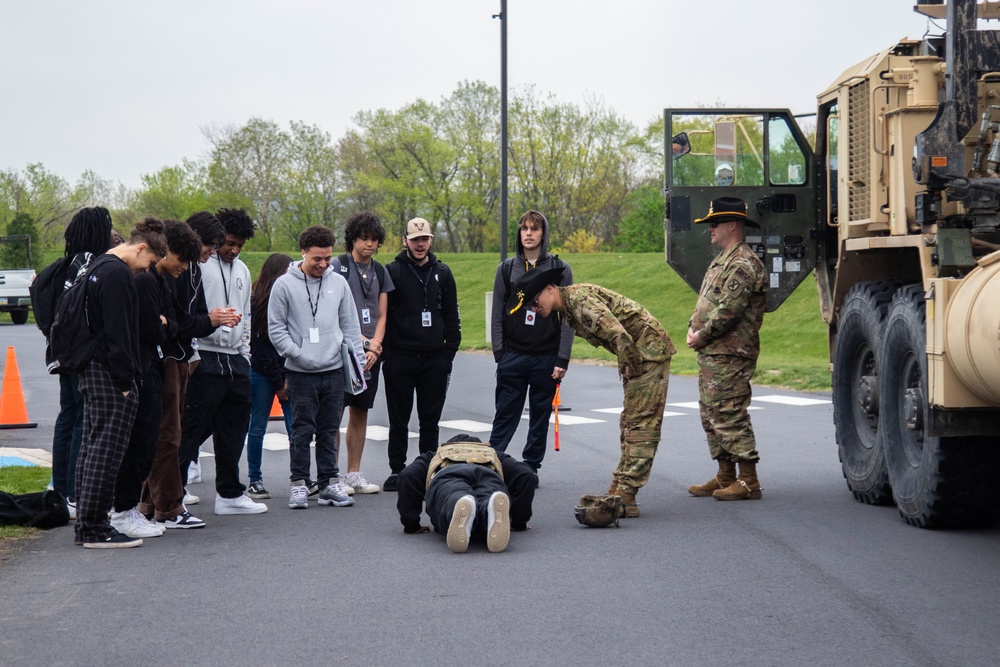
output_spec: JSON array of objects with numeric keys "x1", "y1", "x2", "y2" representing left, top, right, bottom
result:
[{"x1": 552, "y1": 382, "x2": 561, "y2": 451}]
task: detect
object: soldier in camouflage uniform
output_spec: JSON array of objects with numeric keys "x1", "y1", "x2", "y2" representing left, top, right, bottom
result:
[
  {"x1": 686, "y1": 197, "x2": 767, "y2": 501},
  {"x1": 509, "y1": 267, "x2": 676, "y2": 518}
]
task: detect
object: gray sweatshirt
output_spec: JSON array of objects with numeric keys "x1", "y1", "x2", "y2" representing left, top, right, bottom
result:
[{"x1": 267, "y1": 261, "x2": 363, "y2": 373}]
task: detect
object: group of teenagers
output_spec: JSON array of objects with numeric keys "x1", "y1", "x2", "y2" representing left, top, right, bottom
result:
[{"x1": 45, "y1": 196, "x2": 766, "y2": 553}]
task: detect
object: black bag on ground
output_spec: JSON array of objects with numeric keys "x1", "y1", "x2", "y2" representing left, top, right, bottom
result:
[
  {"x1": 0, "y1": 489, "x2": 70, "y2": 529},
  {"x1": 46, "y1": 254, "x2": 111, "y2": 375}
]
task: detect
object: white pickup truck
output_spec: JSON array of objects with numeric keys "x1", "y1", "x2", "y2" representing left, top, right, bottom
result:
[{"x1": 0, "y1": 234, "x2": 36, "y2": 325}]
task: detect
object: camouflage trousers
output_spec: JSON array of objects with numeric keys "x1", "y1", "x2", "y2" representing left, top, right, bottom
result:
[
  {"x1": 697, "y1": 354, "x2": 759, "y2": 462},
  {"x1": 613, "y1": 359, "x2": 670, "y2": 493}
]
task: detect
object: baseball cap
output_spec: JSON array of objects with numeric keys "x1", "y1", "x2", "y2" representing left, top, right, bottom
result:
[{"x1": 405, "y1": 217, "x2": 434, "y2": 240}]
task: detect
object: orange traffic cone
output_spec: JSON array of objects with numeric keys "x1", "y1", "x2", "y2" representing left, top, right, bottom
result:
[
  {"x1": 268, "y1": 395, "x2": 284, "y2": 422},
  {"x1": 0, "y1": 346, "x2": 38, "y2": 429}
]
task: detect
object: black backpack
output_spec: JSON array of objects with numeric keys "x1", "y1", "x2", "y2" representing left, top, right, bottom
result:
[
  {"x1": 29, "y1": 256, "x2": 73, "y2": 338},
  {"x1": 501, "y1": 255, "x2": 565, "y2": 303},
  {"x1": 0, "y1": 490, "x2": 70, "y2": 529},
  {"x1": 46, "y1": 255, "x2": 111, "y2": 375}
]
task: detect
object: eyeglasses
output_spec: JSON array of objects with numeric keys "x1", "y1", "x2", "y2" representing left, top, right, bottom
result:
[{"x1": 708, "y1": 221, "x2": 726, "y2": 229}]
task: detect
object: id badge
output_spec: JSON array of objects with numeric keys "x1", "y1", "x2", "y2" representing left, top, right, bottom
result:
[
  {"x1": 309, "y1": 327, "x2": 320, "y2": 344},
  {"x1": 525, "y1": 310, "x2": 536, "y2": 325},
  {"x1": 362, "y1": 308, "x2": 372, "y2": 325},
  {"x1": 421, "y1": 310, "x2": 432, "y2": 327}
]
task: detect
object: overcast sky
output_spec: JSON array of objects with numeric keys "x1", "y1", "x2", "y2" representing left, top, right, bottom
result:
[{"x1": 1, "y1": 1, "x2": 935, "y2": 188}]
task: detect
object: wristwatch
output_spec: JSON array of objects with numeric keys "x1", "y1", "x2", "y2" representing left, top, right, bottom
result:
[{"x1": 363, "y1": 339, "x2": 370, "y2": 350}]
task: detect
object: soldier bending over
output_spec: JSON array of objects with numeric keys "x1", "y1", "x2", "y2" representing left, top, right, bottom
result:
[{"x1": 509, "y1": 267, "x2": 676, "y2": 518}]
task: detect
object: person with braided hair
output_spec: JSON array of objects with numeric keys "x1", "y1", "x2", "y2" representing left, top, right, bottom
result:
[{"x1": 49, "y1": 207, "x2": 116, "y2": 519}]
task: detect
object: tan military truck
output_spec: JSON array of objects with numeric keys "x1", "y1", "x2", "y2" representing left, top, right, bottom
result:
[
  {"x1": 664, "y1": 0, "x2": 1000, "y2": 528},
  {"x1": 0, "y1": 234, "x2": 35, "y2": 325}
]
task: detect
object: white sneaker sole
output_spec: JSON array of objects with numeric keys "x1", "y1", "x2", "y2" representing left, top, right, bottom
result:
[
  {"x1": 447, "y1": 496, "x2": 475, "y2": 554},
  {"x1": 214, "y1": 501, "x2": 268, "y2": 515},
  {"x1": 486, "y1": 492, "x2": 511, "y2": 553}
]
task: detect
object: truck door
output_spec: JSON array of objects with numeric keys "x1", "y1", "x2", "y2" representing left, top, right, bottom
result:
[{"x1": 665, "y1": 109, "x2": 818, "y2": 312}]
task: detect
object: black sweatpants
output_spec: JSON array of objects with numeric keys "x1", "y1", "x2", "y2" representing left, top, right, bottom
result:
[
  {"x1": 425, "y1": 464, "x2": 507, "y2": 536},
  {"x1": 383, "y1": 351, "x2": 451, "y2": 473},
  {"x1": 178, "y1": 352, "x2": 251, "y2": 499},
  {"x1": 113, "y1": 363, "x2": 164, "y2": 511}
]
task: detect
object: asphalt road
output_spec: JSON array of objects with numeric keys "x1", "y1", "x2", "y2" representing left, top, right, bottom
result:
[{"x1": 1, "y1": 323, "x2": 998, "y2": 666}]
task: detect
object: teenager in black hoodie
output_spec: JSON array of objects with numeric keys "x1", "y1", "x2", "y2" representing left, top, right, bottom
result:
[{"x1": 381, "y1": 218, "x2": 461, "y2": 491}]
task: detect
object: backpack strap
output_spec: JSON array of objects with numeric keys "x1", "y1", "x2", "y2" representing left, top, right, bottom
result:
[{"x1": 501, "y1": 257, "x2": 516, "y2": 305}]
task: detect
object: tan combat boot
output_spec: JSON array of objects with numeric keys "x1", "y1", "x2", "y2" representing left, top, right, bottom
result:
[
  {"x1": 688, "y1": 458, "x2": 737, "y2": 497},
  {"x1": 607, "y1": 478, "x2": 619, "y2": 496},
  {"x1": 712, "y1": 460, "x2": 762, "y2": 501},
  {"x1": 618, "y1": 489, "x2": 640, "y2": 518}
]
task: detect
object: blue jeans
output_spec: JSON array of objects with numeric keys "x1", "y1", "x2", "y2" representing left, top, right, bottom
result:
[
  {"x1": 489, "y1": 351, "x2": 558, "y2": 471},
  {"x1": 247, "y1": 369, "x2": 292, "y2": 483},
  {"x1": 52, "y1": 373, "x2": 84, "y2": 502},
  {"x1": 286, "y1": 369, "x2": 345, "y2": 487}
]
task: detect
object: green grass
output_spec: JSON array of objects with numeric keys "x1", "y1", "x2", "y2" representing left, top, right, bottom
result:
[
  {"x1": 0, "y1": 466, "x2": 51, "y2": 540},
  {"x1": 36, "y1": 249, "x2": 832, "y2": 391}
]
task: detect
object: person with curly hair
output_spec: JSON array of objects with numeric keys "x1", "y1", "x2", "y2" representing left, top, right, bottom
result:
[
  {"x1": 178, "y1": 208, "x2": 267, "y2": 516},
  {"x1": 330, "y1": 211, "x2": 394, "y2": 495},
  {"x1": 268, "y1": 225, "x2": 364, "y2": 510}
]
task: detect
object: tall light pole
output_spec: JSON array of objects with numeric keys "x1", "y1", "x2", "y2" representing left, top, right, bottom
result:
[{"x1": 494, "y1": 1, "x2": 508, "y2": 261}]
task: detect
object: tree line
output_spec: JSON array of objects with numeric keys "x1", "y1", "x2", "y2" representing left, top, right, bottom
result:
[{"x1": 0, "y1": 81, "x2": 669, "y2": 260}]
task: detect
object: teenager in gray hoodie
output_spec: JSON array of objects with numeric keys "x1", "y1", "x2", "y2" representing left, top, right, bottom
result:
[{"x1": 268, "y1": 225, "x2": 365, "y2": 509}]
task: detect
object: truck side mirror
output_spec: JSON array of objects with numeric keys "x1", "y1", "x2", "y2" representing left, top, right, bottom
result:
[{"x1": 671, "y1": 132, "x2": 691, "y2": 159}]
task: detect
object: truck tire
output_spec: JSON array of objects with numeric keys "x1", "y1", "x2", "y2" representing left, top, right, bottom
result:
[
  {"x1": 832, "y1": 280, "x2": 898, "y2": 504},
  {"x1": 10, "y1": 308, "x2": 29, "y2": 325},
  {"x1": 879, "y1": 285, "x2": 999, "y2": 528}
]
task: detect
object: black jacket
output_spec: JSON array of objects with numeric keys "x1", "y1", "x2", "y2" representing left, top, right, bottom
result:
[
  {"x1": 250, "y1": 293, "x2": 285, "y2": 391},
  {"x1": 88, "y1": 255, "x2": 141, "y2": 391},
  {"x1": 162, "y1": 262, "x2": 217, "y2": 362},
  {"x1": 134, "y1": 269, "x2": 177, "y2": 374},
  {"x1": 384, "y1": 250, "x2": 461, "y2": 358},
  {"x1": 396, "y1": 450, "x2": 535, "y2": 533}
]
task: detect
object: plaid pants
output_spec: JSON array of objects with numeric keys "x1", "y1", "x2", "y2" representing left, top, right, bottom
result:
[{"x1": 75, "y1": 360, "x2": 138, "y2": 543}]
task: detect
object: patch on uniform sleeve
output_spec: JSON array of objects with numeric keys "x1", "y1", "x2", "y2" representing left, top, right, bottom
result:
[{"x1": 726, "y1": 266, "x2": 751, "y2": 294}]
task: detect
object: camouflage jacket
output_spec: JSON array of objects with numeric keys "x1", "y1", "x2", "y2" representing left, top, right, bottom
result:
[
  {"x1": 560, "y1": 284, "x2": 676, "y2": 372},
  {"x1": 689, "y1": 241, "x2": 766, "y2": 358},
  {"x1": 426, "y1": 442, "x2": 504, "y2": 488}
]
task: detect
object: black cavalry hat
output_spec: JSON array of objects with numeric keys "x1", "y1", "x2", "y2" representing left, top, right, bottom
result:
[
  {"x1": 694, "y1": 196, "x2": 760, "y2": 228},
  {"x1": 507, "y1": 266, "x2": 566, "y2": 314}
]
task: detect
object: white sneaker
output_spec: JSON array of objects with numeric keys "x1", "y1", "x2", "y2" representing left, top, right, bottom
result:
[
  {"x1": 486, "y1": 491, "x2": 511, "y2": 553},
  {"x1": 110, "y1": 508, "x2": 165, "y2": 538},
  {"x1": 447, "y1": 495, "x2": 475, "y2": 554},
  {"x1": 288, "y1": 481, "x2": 308, "y2": 509},
  {"x1": 66, "y1": 500, "x2": 77, "y2": 520},
  {"x1": 344, "y1": 472, "x2": 380, "y2": 494},
  {"x1": 214, "y1": 494, "x2": 268, "y2": 515},
  {"x1": 188, "y1": 460, "x2": 202, "y2": 484},
  {"x1": 183, "y1": 489, "x2": 200, "y2": 505}
]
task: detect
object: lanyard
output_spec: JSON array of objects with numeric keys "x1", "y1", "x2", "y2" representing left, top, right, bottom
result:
[
  {"x1": 406, "y1": 262, "x2": 432, "y2": 310},
  {"x1": 217, "y1": 258, "x2": 233, "y2": 306},
  {"x1": 303, "y1": 272, "x2": 323, "y2": 323}
]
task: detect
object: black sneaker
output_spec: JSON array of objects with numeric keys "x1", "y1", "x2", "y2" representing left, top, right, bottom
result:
[
  {"x1": 307, "y1": 479, "x2": 321, "y2": 497},
  {"x1": 247, "y1": 481, "x2": 271, "y2": 499},
  {"x1": 82, "y1": 531, "x2": 143, "y2": 549},
  {"x1": 383, "y1": 473, "x2": 399, "y2": 492}
]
